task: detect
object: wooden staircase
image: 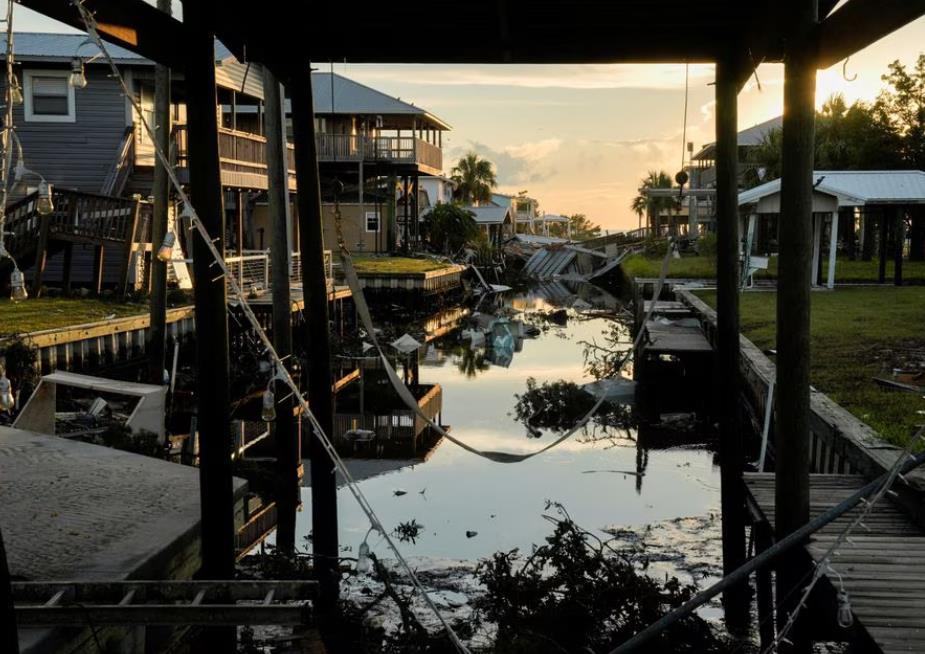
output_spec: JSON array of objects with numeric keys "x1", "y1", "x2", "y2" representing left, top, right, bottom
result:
[{"x1": 2, "y1": 188, "x2": 148, "y2": 296}]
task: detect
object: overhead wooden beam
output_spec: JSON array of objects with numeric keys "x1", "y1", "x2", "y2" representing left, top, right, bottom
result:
[
  {"x1": 19, "y1": 0, "x2": 186, "y2": 69},
  {"x1": 817, "y1": 0, "x2": 925, "y2": 68}
]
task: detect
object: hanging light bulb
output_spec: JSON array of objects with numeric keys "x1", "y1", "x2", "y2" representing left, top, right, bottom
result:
[
  {"x1": 0, "y1": 372, "x2": 14, "y2": 412},
  {"x1": 10, "y1": 268, "x2": 28, "y2": 302},
  {"x1": 156, "y1": 231, "x2": 176, "y2": 262},
  {"x1": 9, "y1": 77, "x2": 23, "y2": 105},
  {"x1": 836, "y1": 591, "x2": 854, "y2": 628},
  {"x1": 68, "y1": 58, "x2": 87, "y2": 89},
  {"x1": 356, "y1": 541, "x2": 371, "y2": 576},
  {"x1": 36, "y1": 181, "x2": 54, "y2": 216},
  {"x1": 261, "y1": 384, "x2": 276, "y2": 422}
]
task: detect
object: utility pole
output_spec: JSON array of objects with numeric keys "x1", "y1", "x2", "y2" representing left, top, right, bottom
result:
[
  {"x1": 289, "y1": 63, "x2": 339, "y2": 611},
  {"x1": 147, "y1": 0, "x2": 171, "y2": 385},
  {"x1": 776, "y1": 1, "x2": 818, "y2": 651},
  {"x1": 262, "y1": 64, "x2": 299, "y2": 554}
]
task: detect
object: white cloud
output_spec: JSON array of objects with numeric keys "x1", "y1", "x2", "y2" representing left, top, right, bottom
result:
[{"x1": 503, "y1": 138, "x2": 562, "y2": 162}]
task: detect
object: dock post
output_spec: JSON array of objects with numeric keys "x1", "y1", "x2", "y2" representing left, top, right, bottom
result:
[
  {"x1": 714, "y1": 53, "x2": 748, "y2": 632},
  {"x1": 289, "y1": 62, "x2": 340, "y2": 611},
  {"x1": 147, "y1": 0, "x2": 171, "y2": 384},
  {"x1": 181, "y1": 0, "x2": 235, "y2": 583},
  {"x1": 263, "y1": 64, "x2": 299, "y2": 555},
  {"x1": 776, "y1": 0, "x2": 818, "y2": 650}
]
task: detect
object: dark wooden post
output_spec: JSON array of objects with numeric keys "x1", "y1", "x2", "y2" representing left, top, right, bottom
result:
[
  {"x1": 894, "y1": 208, "x2": 904, "y2": 286},
  {"x1": 92, "y1": 244, "x2": 105, "y2": 295},
  {"x1": 263, "y1": 64, "x2": 299, "y2": 555},
  {"x1": 31, "y1": 214, "x2": 50, "y2": 297},
  {"x1": 715, "y1": 53, "x2": 748, "y2": 631},
  {"x1": 0, "y1": 526, "x2": 17, "y2": 654},
  {"x1": 289, "y1": 62, "x2": 339, "y2": 610},
  {"x1": 118, "y1": 199, "x2": 141, "y2": 297},
  {"x1": 61, "y1": 242, "x2": 73, "y2": 293},
  {"x1": 182, "y1": 0, "x2": 235, "y2": 583},
  {"x1": 147, "y1": 0, "x2": 171, "y2": 384},
  {"x1": 776, "y1": 1, "x2": 818, "y2": 650}
]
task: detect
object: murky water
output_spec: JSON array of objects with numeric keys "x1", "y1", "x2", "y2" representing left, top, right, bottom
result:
[{"x1": 293, "y1": 283, "x2": 721, "y2": 570}]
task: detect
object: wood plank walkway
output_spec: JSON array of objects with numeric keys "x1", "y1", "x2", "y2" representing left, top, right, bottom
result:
[{"x1": 745, "y1": 473, "x2": 925, "y2": 653}]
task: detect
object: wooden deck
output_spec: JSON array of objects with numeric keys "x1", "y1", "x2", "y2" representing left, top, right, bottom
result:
[{"x1": 745, "y1": 473, "x2": 925, "y2": 653}]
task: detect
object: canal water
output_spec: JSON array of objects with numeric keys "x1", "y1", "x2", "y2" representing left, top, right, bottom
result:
[{"x1": 293, "y1": 282, "x2": 722, "y2": 583}]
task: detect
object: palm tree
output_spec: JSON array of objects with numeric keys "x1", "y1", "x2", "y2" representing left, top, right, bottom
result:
[
  {"x1": 630, "y1": 170, "x2": 677, "y2": 236},
  {"x1": 451, "y1": 152, "x2": 497, "y2": 205}
]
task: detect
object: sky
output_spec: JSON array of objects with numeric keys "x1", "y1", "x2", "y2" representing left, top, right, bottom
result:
[{"x1": 9, "y1": 4, "x2": 925, "y2": 232}]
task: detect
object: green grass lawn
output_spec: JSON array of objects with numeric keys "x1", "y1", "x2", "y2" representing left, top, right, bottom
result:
[
  {"x1": 0, "y1": 297, "x2": 150, "y2": 334},
  {"x1": 351, "y1": 255, "x2": 452, "y2": 274},
  {"x1": 622, "y1": 254, "x2": 925, "y2": 283},
  {"x1": 696, "y1": 287, "x2": 925, "y2": 447}
]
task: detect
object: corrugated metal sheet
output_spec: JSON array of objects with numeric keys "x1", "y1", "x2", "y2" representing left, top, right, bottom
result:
[{"x1": 739, "y1": 170, "x2": 925, "y2": 207}]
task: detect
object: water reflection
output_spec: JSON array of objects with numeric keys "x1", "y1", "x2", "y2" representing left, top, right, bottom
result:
[{"x1": 297, "y1": 282, "x2": 720, "y2": 563}]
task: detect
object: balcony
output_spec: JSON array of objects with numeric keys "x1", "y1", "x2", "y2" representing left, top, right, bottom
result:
[{"x1": 168, "y1": 127, "x2": 443, "y2": 190}]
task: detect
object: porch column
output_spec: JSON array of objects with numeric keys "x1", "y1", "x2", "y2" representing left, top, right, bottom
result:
[
  {"x1": 811, "y1": 213, "x2": 822, "y2": 286},
  {"x1": 183, "y1": 0, "x2": 235, "y2": 582},
  {"x1": 827, "y1": 211, "x2": 839, "y2": 289},
  {"x1": 714, "y1": 53, "x2": 747, "y2": 629},
  {"x1": 776, "y1": 1, "x2": 818, "y2": 651},
  {"x1": 894, "y1": 207, "x2": 904, "y2": 286},
  {"x1": 289, "y1": 61, "x2": 339, "y2": 611},
  {"x1": 147, "y1": 0, "x2": 171, "y2": 385},
  {"x1": 263, "y1": 64, "x2": 299, "y2": 554}
]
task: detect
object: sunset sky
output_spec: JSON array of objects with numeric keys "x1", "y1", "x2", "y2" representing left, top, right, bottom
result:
[{"x1": 11, "y1": 4, "x2": 925, "y2": 231}]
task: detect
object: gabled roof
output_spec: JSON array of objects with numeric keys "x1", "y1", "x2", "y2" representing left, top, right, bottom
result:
[
  {"x1": 693, "y1": 116, "x2": 782, "y2": 161},
  {"x1": 464, "y1": 205, "x2": 513, "y2": 225},
  {"x1": 738, "y1": 170, "x2": 925, "y2": 208}
]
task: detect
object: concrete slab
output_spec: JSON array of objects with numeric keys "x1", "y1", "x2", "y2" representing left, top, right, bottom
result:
[{"x1": 0, "y1": 426, "x2": 247, "y2": 653}]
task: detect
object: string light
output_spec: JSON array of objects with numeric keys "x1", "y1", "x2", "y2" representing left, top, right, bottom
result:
[
  {"x1": 68, "y1": 57, "x2": 87, "y2": 89},
  {"x1": 156, "y1": 230, "x2": 176, "y2": 262},
  {"x1": 261, "y1": 382, "x2": 276, "y2": 422},
  {"x1": 9, "y1": 268, "x2": 27, "y2": 302},
  {"x1": 36, "y1": 180, "x2": 54, "y2": 215},
  {"x1": 0, "y1": 371, "x2": 14, "y2": 411}
]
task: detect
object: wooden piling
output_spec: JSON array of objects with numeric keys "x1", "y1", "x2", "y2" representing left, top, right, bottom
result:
[
  {"x1": 714, "y1": 53, "x2": 748, "y2": 631},
  {"x1": 289, "y1": 63, "x2": 339, "y2": 610},
  {"x1": 894, "y1": 207, "x2": 904, "y2": 286},
  {"x1": 776, "y1": 1, "x2": 818, "y2": 650},
  {"x1": 262, "y1": 64, "x2": 299, "y2": 555},
  {"x1": 182, "y1": 0, "x2": 235, "y2": 582}
]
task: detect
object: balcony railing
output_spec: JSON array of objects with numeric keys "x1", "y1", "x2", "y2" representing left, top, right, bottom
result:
[
  {"x1": 223, "y1": 249, "x2": 333, "y2": 296},
  {"x1": 170, "y1": 127, "x2": 442, "y2": 181}
]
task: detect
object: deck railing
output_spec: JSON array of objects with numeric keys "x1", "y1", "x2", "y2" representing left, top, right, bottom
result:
[
  {"x1": 171, "y1": 126, "x2": 442, "y2": 178},
  {"x1": 224, "y1": 249, "x2": 333, "y2": 296}
]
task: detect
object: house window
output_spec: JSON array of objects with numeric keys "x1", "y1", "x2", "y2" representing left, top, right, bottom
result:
[
  {"x1": 365, "y1": 211, "x2": 380, "y2": 233},
  {"x1": 24, "y1": 70, "x2": 76, "y2": 123}
]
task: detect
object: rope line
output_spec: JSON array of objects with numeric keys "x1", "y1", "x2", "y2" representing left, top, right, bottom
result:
[{"x1": 70, "y1": 4, "x2": 470, "y2": 649}]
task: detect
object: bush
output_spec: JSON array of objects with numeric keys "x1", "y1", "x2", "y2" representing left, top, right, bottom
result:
[{"x1": 422, "y1": 203, "x2": 480, "y2": 255}]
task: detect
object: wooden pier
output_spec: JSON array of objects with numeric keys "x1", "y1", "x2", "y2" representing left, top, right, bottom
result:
[{"x1": 746, "y1": 473, "x2": 925, "y2": 653}]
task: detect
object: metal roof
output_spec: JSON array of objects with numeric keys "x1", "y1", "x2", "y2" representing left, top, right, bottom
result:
[
  {"x1": 1, "y1": 31, "x2": 233, "y2": 65},
  {"x1": 738, "y1": 170, "x2": 925, "y2": 208},
  {"x1": 693, "y1": 116, "x2": 782, "y2": 161},
  {"x1": 464, "y1": 205, "x2": 513, "y2": 225},
  {"x1": 312, "y1": 73, "x2": 449, "y2": 128}
]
